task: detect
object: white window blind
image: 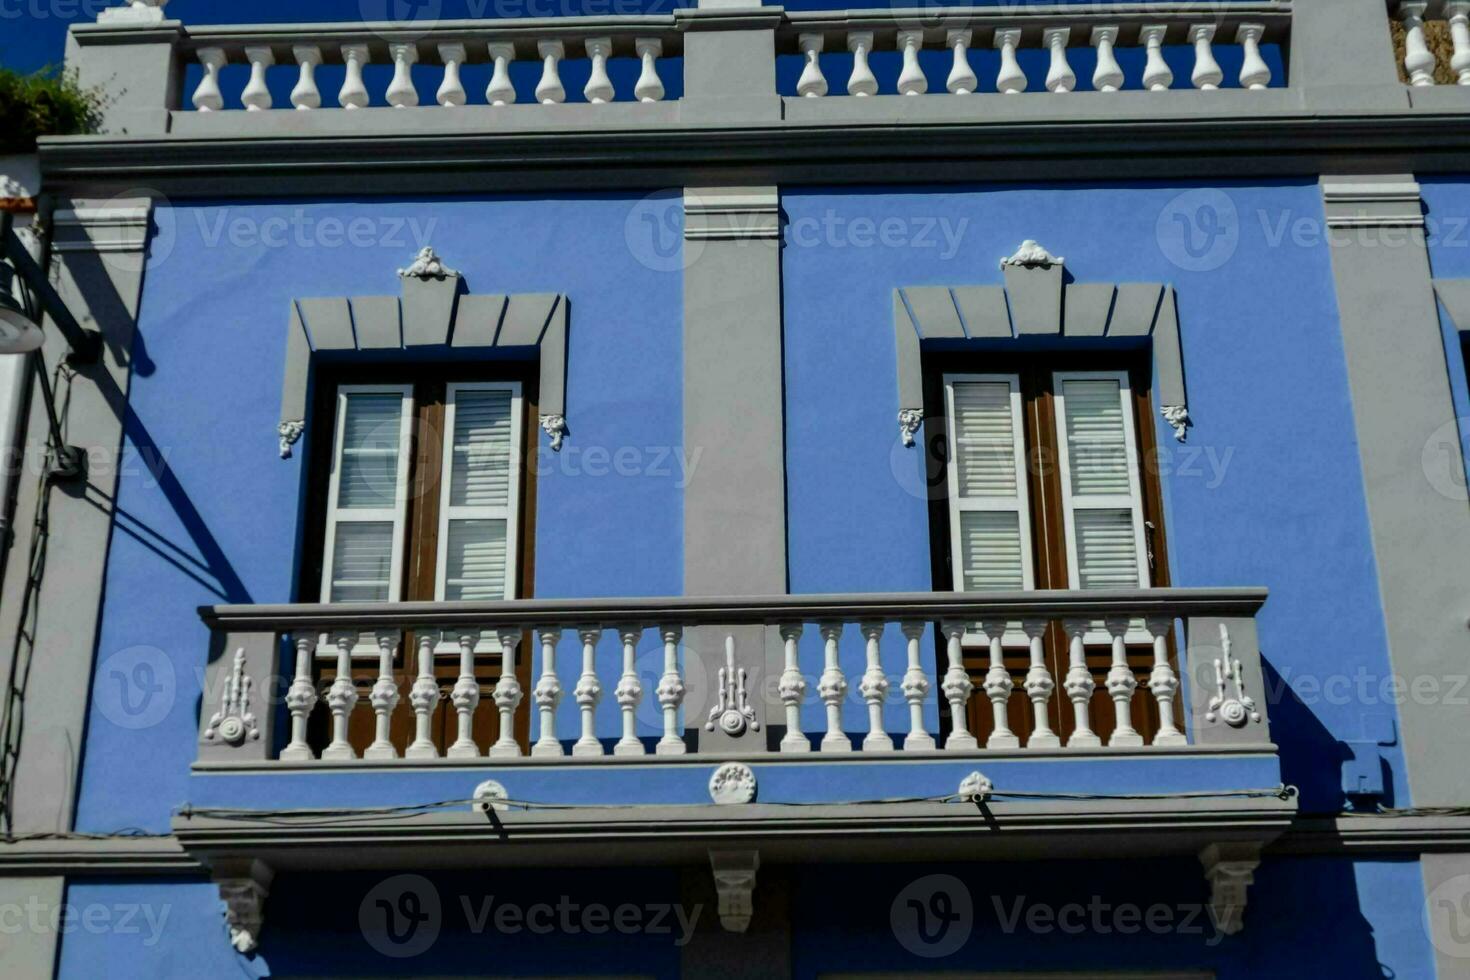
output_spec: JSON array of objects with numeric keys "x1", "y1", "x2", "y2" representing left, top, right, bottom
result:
[
  {"x1": 435, "y1": 382, "x2": 522, "y2": 601},
  {"x1": 320, "y1": 386, "x2": 414, "y2": 603},
  {"x1": 944, "y1": 374, "x2": 1035, "y2": 593},
  {"x1": 1053, "y1": 372, "x2": 1150, "y2": 592}
]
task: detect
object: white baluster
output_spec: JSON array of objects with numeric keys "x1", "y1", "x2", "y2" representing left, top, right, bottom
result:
[
  {"x1": 818, "y1": 622, "x2": 851, "y2": 751},
  {"x1": 940, "y1": 621, "x2": 977, "y2": 750},
  {"x1": 979, "y1": 621, "x2": 1018, "y2": 749},
  {"x1": 241, "y1": 46, "x2": 274, "y2": 112},
  {"x1": 322, "y1": 632, "x2": 359, "y2": 760},
  {"x1": 193, "y1": 47, "x2": 226, "y2": 113},
  {"x1": 1091, "y1": 26, "x2": 1124, "y2": 92},
  {"x1": 900, "y1": 621, "x2": 935, "y2": 750},
  {"x1": 584, "y1": 36, "x2": 614, "y2": 103},
  {"x1": 1401, "y1": 3, "x2": 1437, "y2": 87},
  {"x1": 1062, "y1": 620, "x2": 1100, "y2": 747},
  {"x1": 797, "y1": 33, "x2": 828, "y2": 98},
  {"x1": 655, "y1": 626, "x2": 686, "y2": 754},
  {"x1": 896, "y1": 30, "x2": 927, "y2": 96},
  {"x1": 993, "y1": 28, "x2": 1027, "y2": 94},
  {"x1": 859, "y1": 622, "x2": 892, "y2": 751},
  {"x1": 945, "y1": 29, "x2": 976, "y2": 95},
  {"x1": 847, "y1": 31, "x2": 879, "y2": 96},
  {"x1": 1189, "y1": 25, "x2": 1223, "y2": 90},
  {"x1": 1104, "y1": 618, "x2": 1143, "y2": 746},
  {"x1": 491, "y1": 629, "x2": 524, "y2": 757},
  {"x1": 536, "y1": 40, "x2": 566, "y2": 104},
  {"x1": 387, "y1": 42, "x2": 419, "y2": 108},
  {"x1": 1146, "y1": 618, "x2": 1186, "y2": 746},
  {"x1": 1043, "y1": 27, "x2": 1075, "y2": 93},
  {"x1": 364, "y1": 631, "x2": 401, "y2": 759},
  {"x1": 615, "y1": 627, "x2": 645, "y2": 755},
  {"x1": 437, "y1": 42, "x2": 467, "y2": 107},
  {"x1": 340, "y1": 44, "x2": 370, "y2": 110},
  {"x1": 635, "y1": 38, "x2": 665, "y2": 102},
  {"x1": 1450, "y1": 4, "x2": 1470, "y2": 84},
  {"x1": 779, "y1": 624, "x2": 810, "y2": 752},
  {"x1": 1236, "y1": 24, "x2": 1271, "y2": 90},
  {"x1": 573, "y1": 628, "x2": 604, "y2": 755},
  {"x1": 532, "y1": 627, "x2": 564, "y2": 757},
  {"x1": 1021, "y1": 620, "x2": 1059, "y2": 748},
  {"x1": 405, "y1": 630, "x2": 439, "y2": 759},
  {"x1": 1141, "y1": 25, "x2": 1173, "y2": 91},
  {"x1": 448, "y1": 630, "x2": 481, "y2": 758},
  {"x1": 487, "y1": 42, "x2": 517, "y2": 106},
  {"x1": 290, "y1": 45, "x2": 322, "y2": 110},
  {"x1": 281, "y1": 633, "x2": 318, "y2": 760}
]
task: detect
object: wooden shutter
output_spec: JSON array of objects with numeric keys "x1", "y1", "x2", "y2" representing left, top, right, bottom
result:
[
  {"x1": 434, "y1": 382, "x2": 523, "y2": 601},
  {"x1": 944, "y1": 374, "x2": 1035, "y2": 592}
]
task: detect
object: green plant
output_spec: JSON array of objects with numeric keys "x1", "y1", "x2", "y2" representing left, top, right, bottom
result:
[{"x1": 0, "y1": 66, "x2": 102, "y2": 154}]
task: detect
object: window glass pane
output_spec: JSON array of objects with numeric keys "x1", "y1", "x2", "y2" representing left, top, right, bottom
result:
[
  {"x1": 959, "y1": 510, "x2": 1025, "y2": 591},
  {"x1": 444, "y1": 518, "x2": 508, "y2": 601},
  {"x1": 1074, "y1": 508, "x2": 1141, "y2": 589},
  {"x1": 328, "y1": 521, "x2": 394, "y2": 602},
  {"x1": 337, "y1": 393, "x2": 403, "y2": 509},
  {"x1": 449, "y1": 389, "x2": 513, "y2": 509},
  {"x1": 952, "y1": 382, "x2": 1019, "y2": 499},
  {"x1": 1062, "y1": 378, "x2": 1131, "y2": 497}
]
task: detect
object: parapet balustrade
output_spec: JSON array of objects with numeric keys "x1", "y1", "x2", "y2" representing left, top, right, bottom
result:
[
  {"x1": 183, "y1": 21, "x2": 677, "y2": 111},
  {"x1": 195, "y1": 589, "x2": 1271, "y2": 766},
  {"x1": 781, "y1": 14, "x2": 1283, "y2": 98},
  {"x1": 1392, "y1": 1, "x2": 1470, "y2": 85}
]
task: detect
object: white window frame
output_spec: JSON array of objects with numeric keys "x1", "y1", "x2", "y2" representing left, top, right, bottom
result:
[
  {"x1": 943, "y1": 373, "x2": 1036, "y2": 594},
  {"x1": 1051, "y1": 369, "x2": 1151, "y2": 593},
  {"x1": 319, "y1": 383, "x2": 415, "y2": 605},
  {"x1": 433, "y1": 380, "x2": 524, "y2": 602}
]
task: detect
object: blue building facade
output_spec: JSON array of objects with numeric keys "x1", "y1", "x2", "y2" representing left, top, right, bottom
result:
[{"x1": 3, "y1": 1, "x2": 1470, "y2": 978}]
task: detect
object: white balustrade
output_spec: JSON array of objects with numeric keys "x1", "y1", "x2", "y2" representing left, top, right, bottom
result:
[
  {"x1": 536, "y1": 40, "x2": 567, "y2": 104},
  {"x1": 1401, "y1": 3, "x2": 1437, "y2": 86},
  {"x1": 896, "y1": 30, "x2": 927, "y2": 96},
  {"x1": 574, "y1": 628, "x2": 604, "y2": 755},
  {"x1": 847, "y1": 32, "x2": 878, "y2": 96},
  {"x1": 231, "y1": 598, "x2": 1234, "y2": 766},
  {"x1": 584, "y1": 37, "x2": 615, "y2": 103},
  {"x1": 946, "y1": 29, "x2": 976, "y2": 95},
  {"x1": 1190, "y1": 25, "x2": 1223, "y2": 91},
  {"x1": 487, "y1": 42, "x2": 517, "y2": 105},
  {"x1": 995, "y1": 28, "x2": 1026, "y2": 94},
  {"x1": 340, "y1": 44, "x2": 370, "y2": 109},
  {"x1": 635, "y1": 38, "x2": 666, "y2": 102},
  {"x1": 241, "y1": 46, "x2": 273, "y2": 111},
  {"x1": 290, "y1": 45, "x2": 322, "y2": 110},
  {"x1": 797, "y1": 34, "x2": 828, "y2": 98},
  {"x1": 1450, "y1": 3, "x2": 1470, "y2": 85},
  {"x1": 1237, "y1": 24, "x2": 1271, "y2": 90},
  {"x1": 532, "y1": 627, "x2": 564, "y2": 756},
  {"x1": 1043, "y1": 27, "x2": 1075, "y2": 94},
  {"x1": 437, "y1": 42, "x2": 467, "y2": 107},
  {"x1": 193, "y1": 47, "x2": 226, "y2": 112},
  {"x1": 1092, "y1": 27, "x2": 1124, "y2": 92},
  {"x1": 1141, "y1": 25, "x2": 1174, "y2": 91},
  {"x1": 387, "y1": 42, "x2": 419, "y2": 108}
]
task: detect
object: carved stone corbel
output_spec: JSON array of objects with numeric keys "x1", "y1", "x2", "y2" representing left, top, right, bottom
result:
[
  {"x1": 214, "y1": 858, "x2": 273, "y2": 954},
  {"x1": 1199, "y1": 842, "x2": 1259, "y2": 936},
  {"x1": 540, "y1": 413, "x2": 567, "y2": 451},
  {"x1": 709, "y1": 849, "x2": 759, "y2": 933},
  {"x1": 898, "y1": 409, "x2": 923, "y2": 448}
]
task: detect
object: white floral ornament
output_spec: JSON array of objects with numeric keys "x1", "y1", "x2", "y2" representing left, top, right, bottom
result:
[
  {"x1": 957, "y1": 770, "x2": 994, "y2": 802},
  {"x1": 540, "y1": 414, "x2": 567, "y2": 452},
  {"x1": 898, "y1": 409, "x2": 923, "y2": 448},
  {"x1": 709, "y1": 762, "x2": 757, "y2": 804},
  {"x1": 1000, "y1": 240, "x2": 1064, "y2": 270},
  {"x1": 277, "y1": 419, "x2": 305, "y2": 459},
  {"x1": 1161, "y1": 405, "x2": 1190, "y2": 443},
  {"x1": 397, "y1": 246, "x2": 457, "y2": 280}
]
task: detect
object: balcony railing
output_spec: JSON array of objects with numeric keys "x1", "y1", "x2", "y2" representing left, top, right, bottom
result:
[
  {"x1": 1392, "y1": 1, "x2": 1470, "y2": 85},
  {"x1": 195, "y1": 588, "x2": 1272, "y2": 767}
]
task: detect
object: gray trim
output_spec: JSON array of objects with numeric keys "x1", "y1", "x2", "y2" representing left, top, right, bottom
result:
[
  {"x1": 0, "y1": 837, "x2": 198, "y2": 877},
  {"x1": 279, "y1": 282, "x2": 569, "y2": 451},
  {"x1": 1184, "y1": 616, "x2": 1272, "y2": 749},
  {"x1": 1432, "y1": 279, "x2": 1470, "y2": 335},
  {"x1": 0, "y1": 877, "x2": 61, "y2": 980},
  {"x1": 1064, "y1": 284, "x2": 1116, "y2": 339},
  {"x1": 953, "y1": 285, "x2": 1011, "y2": 339},
  {"x1": 1321, "y1": 174, "x2": 1470, "y2": 809},
  {"x1": 1420, "y1": 851, "x2": 1470, "y2": 977},
  {"x1": 1003, "y1": 262, "x2": 1064, "y2": 336}
]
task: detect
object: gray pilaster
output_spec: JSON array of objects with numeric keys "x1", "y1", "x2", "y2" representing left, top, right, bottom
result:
[
  {"x1": 678, "y1": 6, "x2": 783, "y2": 123},
  {"x1": 0, "y1": 197, "x2": 151, "y2": 834},
  {"x1": 1421, "y1": 851, "x2": 1470, "y2": 973},
  {"x1": 0, "y1": 877, "x2": 63, "y2": 979},
  {"x1": 682, "y1": 186, "x2": 786, "y2": 755},
  {"x1": 1292, "y1": 0, "x2": 1409, "y2": 111},
  {"x1": 1321, "y1": 174, "x2": 1470, "y2": 808},
  {"x1": 66, "y1": 22, "x2": 182, "y2": 136}
]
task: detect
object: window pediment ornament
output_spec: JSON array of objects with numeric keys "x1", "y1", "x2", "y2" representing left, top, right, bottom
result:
[
  {"x1": 277, "y1": 248, "x2": 570, "y2": 459},
  {"x1": 894, "y1": 241, "x2": 1191, "y2": 445}
]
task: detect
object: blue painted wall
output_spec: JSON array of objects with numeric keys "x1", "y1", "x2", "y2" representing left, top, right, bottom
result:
[
  {"x1": 74, "y1": 194, "x2": 684, "y2": 834},
  {"x1": 781, "y1": 182, "x2": 1405, "y2": 811}
]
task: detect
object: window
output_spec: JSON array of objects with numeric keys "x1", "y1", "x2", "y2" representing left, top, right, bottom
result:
[
  {"x1": 303, "y1": 366, "x2": 536, "y2": 757},
  {"x1": 313, "y1": 375, "x2": 526, "y2": 604},
  {"x1": 926, "y1": 353, "x2": 1174, "y2": 744}
]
